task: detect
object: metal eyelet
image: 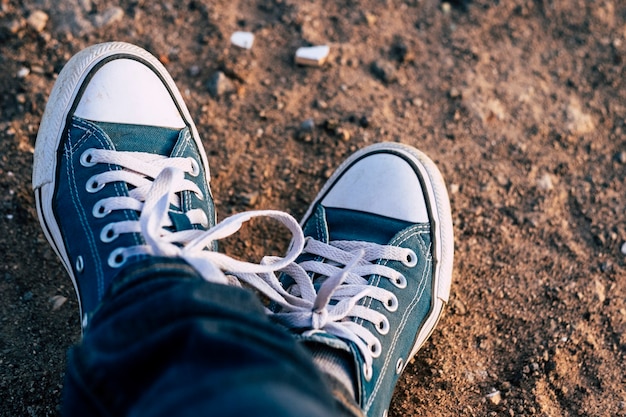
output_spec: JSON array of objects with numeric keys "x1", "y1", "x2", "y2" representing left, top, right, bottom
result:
[
  {"x1": 402, "y1": 249, "x2": 418, "y2": 267},
  {"x1": 75, "y1": 255, "x2": 84, "y2": 273},
  {"x1": 92, "y1": 201, "x2": 111, "y2": 218},
  {"x1": 370, "y1": 340, "x2": 382, "y2": 357},
  {"x1": 393, "y1": 275, "x2": 407, "y2": 289},
  {"x1": 100, "y1": 224, "x2": 118, "y2": 243},
  {"x1": 80, "y1": 149, "x2": 97, "y2": 167},
  {"x1": 189, "y1": 158, "x2": 200, "y2": 176},
  {"x1": 396, "y1": 357, "x2": 404, "y2": 374},
  {"x1": 377, "y1": 317, "x2": 390, "y2": 335},
  {"x1": 363, "y1": 364, "x2": 373, "y2": 382},
  {"x1": 385, "y1": 296, "x2": 398, "y2": 312},
  {"x1": 108, "y1": 248, "x2": 127, "y2": 268},
  {"x1": 86, "y1": 175, "x2": 105, "y2": 193}
]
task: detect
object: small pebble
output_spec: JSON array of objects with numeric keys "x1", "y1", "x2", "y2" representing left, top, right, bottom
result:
[
  {"x1": 50, "y1": 295, "x2": 68, "y2": 311},
  {"x1": 451, "y1": 297, "x2": 467, "y2": 315},
  {"x1": 17, "y1": 67, "x2": 30, "y2": 78},
  {"x1": 364, "y1": 12, "x2": 377, "y2": 26},
  {"x1": 621, "y1": 242, "x2": 626, "y2": 256},
  {"x1": 337, "y1": 128, "x2": 351, "y2": 141},
  {"x1": 240, "y1": 191, "x2": 259, "y2": 206},
  {"x1": 315, "y1": 99, "x2": 328, "y2": 109},
  {"x1": 300, "y1": 118, "x2": 315, "y2": 133},
  {"x1": 230, "y1": 31, "x2": 254, "y2": 49},
  {"x1": 449, "y1": 87, "x2": 461, "y2": 99},
  {"x1": 295, "y1": 45, "x2": 330, "y2": 67},
  {"x1": 26, "y1": 10, "x2": 48, "y2": 33},
  {"x1": 206, "y1": 71, "x2": 235, "y2": 97},
  {"x1": 486, "y1": 390, "x2": 502, "y2": 406}
]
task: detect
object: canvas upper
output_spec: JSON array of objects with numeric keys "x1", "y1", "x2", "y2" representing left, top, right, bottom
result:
[
  {"x1": 32, "y1": 42, "x2": 216, "y2": 327},
  {"x1": 269, "y1": 143, "x2": 454, "y2": 417}
]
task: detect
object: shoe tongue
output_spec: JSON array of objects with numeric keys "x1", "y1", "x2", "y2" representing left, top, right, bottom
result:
[
  {"x1": 307, "y1": 205, "x2": 414, "y2": 245},
  {"x1": 92, "y1": 120, "x2": 202, "y2": 233},
  {"x1": 91, "y1": 120, "x2": 182, "y2": 155}
]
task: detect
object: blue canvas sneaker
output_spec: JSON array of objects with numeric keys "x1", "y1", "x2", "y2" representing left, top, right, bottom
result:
[
  {"x1": 32, "y1": 42, "x2": 218, "y2": 328},
  {"x1": 33, "y1": 42, "x2": 308, "y2": 330},
  {"x1": 267, "y1": 143, "x2": 454, "y2": 417}
]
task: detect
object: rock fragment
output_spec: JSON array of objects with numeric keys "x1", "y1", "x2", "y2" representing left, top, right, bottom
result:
[
  {"x1": 300, "y1": 118, "x2": 315, "y2": 133},
  {"x1": 449, "y1": 87, "x2": 461, "y2": 99},
  {"x1": 27, "y1": 10, "x2": 49, "y2": 33},
  {"x1": 50, "y1": 295, "x2": 68, "y2": 311},
  {"x1": 240, "y1": 191, "x2": 259, "y2": 206},
  {"x1": 295, "y1": 45, "x2": 330, "y2": 67},
  {"x1": 16, "y1": 67, "x2": 30, "y2": 78},
  {"x1": 486, "y1": 390, "x2": 502, "y2": 405},
  {"x1": 230, "y1": 31, "x2": 254, "y2": 49},
  {"x1": 207, "y1": 71, "x2": 236, "y2": 97}
]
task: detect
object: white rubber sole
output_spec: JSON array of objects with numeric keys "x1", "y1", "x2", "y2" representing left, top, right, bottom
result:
[
  {"x1": 300, "y1": 142, "x2": 454, "y2": 362},
  {"x1": 32, "y1": 42, "x2": 213, "y2": 320}
]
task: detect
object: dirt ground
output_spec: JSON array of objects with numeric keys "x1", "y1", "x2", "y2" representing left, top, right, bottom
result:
[{"x1": 0, "y1": 0, "x2": 625, "y2": 416}]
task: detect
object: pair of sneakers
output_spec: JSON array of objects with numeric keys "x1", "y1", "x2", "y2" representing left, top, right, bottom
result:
[{"x1": 33, "y1": 42, "x2": 454, "y2": 417}]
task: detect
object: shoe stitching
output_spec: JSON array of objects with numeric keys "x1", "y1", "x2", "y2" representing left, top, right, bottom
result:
[
  {"x1": 363, "y1": 225, "x2": 432, "y2": 410},
  {"x1": 65, "y1": 124, "x2": 107, "y2": 302},
  {"x1": 365, "y1": 245, "x2": 431, "y2": 412},
  {"x1": 363, "y1": 224, "x2": 430, "y2": 314}
]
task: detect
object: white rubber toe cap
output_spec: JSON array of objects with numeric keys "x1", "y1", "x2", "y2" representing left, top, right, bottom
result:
[
  {"x1": 321, "y1": 153, "x2": 429, "y2": 223},
  {"x1": 74, "y1": 58, "x2": 185, "y2": 128}
]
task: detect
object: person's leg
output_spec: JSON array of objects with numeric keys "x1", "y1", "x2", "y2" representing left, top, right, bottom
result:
[
  {"x1": 62, "y1": 257, "x2": 338, "y2": 417},
  {"x1": 265, "y1": 143, "x2": 455, "y2": 417},
  {"x1": 33, "y1": 42, "x2": 343, "y2": 417}
]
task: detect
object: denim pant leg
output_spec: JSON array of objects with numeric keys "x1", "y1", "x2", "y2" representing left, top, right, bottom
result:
[{"x1": 61, "y1": 257, "x2": 342, "y2": 417}]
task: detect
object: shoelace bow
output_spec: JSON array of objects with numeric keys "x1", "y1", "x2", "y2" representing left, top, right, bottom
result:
[
  {"x1": 234, "y1": 237, "x2": 417, "y2": 379},
  {"x1": 83, "y1": 148, "x2": 305, "y2": 281},
  {"x1": 86, "y1": 147, "x2": 417, "y2": 376}
]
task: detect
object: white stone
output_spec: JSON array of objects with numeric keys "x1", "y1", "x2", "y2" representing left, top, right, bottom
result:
[
  {"x1": 230, "y1": 31, "x2": 254, "y2": 49},
  {"x1": 295, "y1": 45, "x2": 330, "y2": 67},
  {"x1": 17, "y1": 67, "x2": 30, "y2": 78}
]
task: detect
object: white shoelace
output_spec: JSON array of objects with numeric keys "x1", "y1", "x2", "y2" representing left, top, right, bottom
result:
[
  {"x1": 83, "y1": 148, "x2": 305, "y2": 282},
  {"x1": 234, "y1": 237, "x2": 418, "y2": 379},
  {"x1": 85, "y1": 147, "x2": 417, "y2": 376}
]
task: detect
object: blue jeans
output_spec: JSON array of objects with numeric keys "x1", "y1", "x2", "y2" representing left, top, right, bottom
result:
[{"x1": 61, "y1": 258, "x2": 357, "y2": 417}]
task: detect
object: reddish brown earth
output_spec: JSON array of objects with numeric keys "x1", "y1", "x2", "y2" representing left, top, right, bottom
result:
[{"x1": 1, "y1": 0, "x2": 625, "y2": 416}]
